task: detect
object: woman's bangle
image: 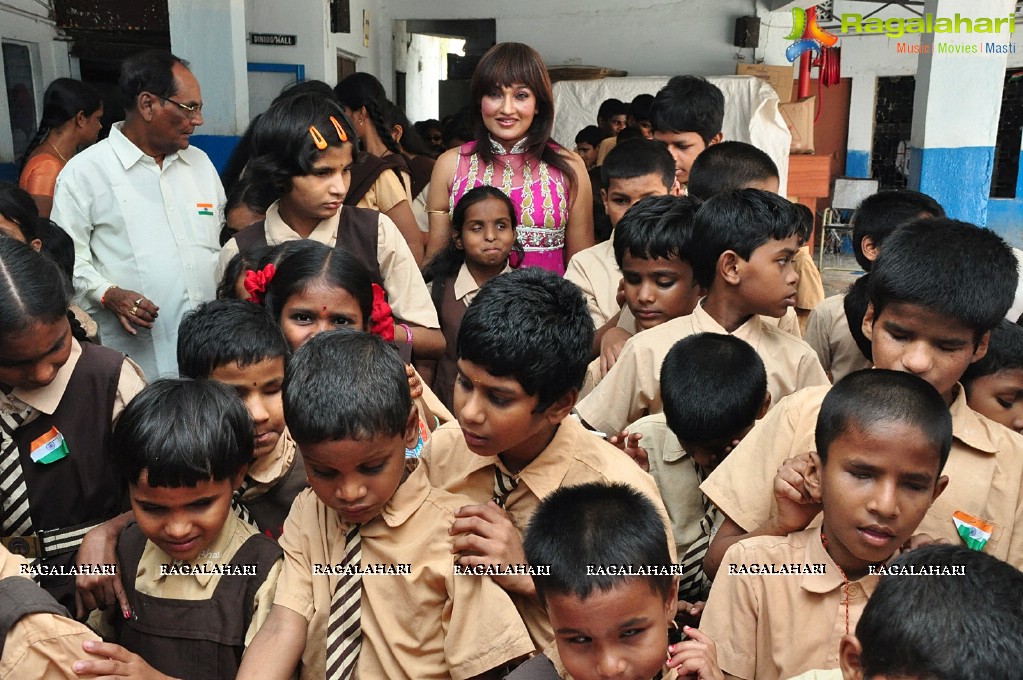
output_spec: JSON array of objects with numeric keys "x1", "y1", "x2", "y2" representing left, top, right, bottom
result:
[
  {"x1": 398, "y1": 323, "x2": 412, "y2": 345},
  {"x1": 100, "y1": 285, "x2": 118, "y2": 307},
  {"x1": 426, "y1": 209, "x2": 447, "y2": 215}
]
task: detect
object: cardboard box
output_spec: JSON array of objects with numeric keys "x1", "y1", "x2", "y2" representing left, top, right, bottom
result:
[
  {"x1": 779, "y1": 96, "x2": 815, "y2": 154},
  {"x1": 736, "y1": 63, "x2": 795, "y2": 103}
]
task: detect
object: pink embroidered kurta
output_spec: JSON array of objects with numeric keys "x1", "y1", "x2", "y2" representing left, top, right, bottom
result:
[{"x1": 448, "y1": 140, "x2": 569, "y2": 274}]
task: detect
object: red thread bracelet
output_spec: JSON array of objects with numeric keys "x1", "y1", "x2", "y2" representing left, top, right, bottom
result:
[{"x1": 101, "y1": 285, "x2": 119, "y2": 307}]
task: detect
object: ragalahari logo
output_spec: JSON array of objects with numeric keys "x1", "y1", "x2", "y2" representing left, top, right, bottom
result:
[{"x1": 786, "y1": 7, "x2": 839, "y2": 61}]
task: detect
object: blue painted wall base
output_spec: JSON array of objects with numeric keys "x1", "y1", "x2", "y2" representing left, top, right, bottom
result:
[
  {"x1": 845, "y1": 150, "x2": 871, "y2": 178},
  {"x1": 1, "y1": 134, "x2": 241, "y2": 188},
  {"x1": 188, "y1": 135, "x2": 242, "y2": 177},
  {"x1": 908, "y1": 146, "x2": 995, "y2": 225}
]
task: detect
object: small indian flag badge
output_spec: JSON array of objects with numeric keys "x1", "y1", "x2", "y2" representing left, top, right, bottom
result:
[
  {"x1": 196, "y1": 202, "x2": 214, "y2": 216},
  {"x1": 30, "y1": 426, "x2": 70, "y2": 464},
  {"x1": 952, "y1": 510, "x2": 993, "y2": 551}
]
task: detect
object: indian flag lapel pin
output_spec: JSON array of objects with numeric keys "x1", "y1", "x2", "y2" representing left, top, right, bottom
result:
[{"x1": 30, "y1": 426, "x2": 70, "y2": 464}]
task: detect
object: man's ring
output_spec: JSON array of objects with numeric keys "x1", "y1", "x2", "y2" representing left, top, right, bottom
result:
[
  {"x1": 130, "y1": 304, "x2": 139, "y2": 316},
  {"x1": 134, "y1": 297, "x2": 144, "y2": 305}
]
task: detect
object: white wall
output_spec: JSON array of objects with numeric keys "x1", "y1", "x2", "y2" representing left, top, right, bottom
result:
[
  {"x1": 758, "y1": 1, "x2": 1022, "y2": 158},
  {"x1": 380, "y1": 0, "x2": 766, "y2": 78},
  {"x1": 170, "y1": 0, "x2": 249, "y2": 135},
  {"x1": 393, "y1": 22, "x2": 463, "y2": 122},
  {"x1": 0, "y1": 0, "x2": 70, "y2": 163}
]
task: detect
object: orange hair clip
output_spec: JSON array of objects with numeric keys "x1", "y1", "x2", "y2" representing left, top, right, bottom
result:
[
  {"x1": 309, "y1": 125, "x2": 328, "y2": 150},
  {"x1": 329, "y1": 116, "x2": 348, "y2": 142}
]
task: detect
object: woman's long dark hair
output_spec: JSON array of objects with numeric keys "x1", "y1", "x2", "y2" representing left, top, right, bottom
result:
[
  {"x1": 467, "y1": 42, "x2": 576, "y2": 193},
  {"x1": 334, "y1": 73, "x2": 403, "y2": 157},
  {"x1": 20, "y1": 78, "x2": 102, "y2": 172}
]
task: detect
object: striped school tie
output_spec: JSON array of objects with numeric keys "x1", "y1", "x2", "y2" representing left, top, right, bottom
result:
[
  {"x1": 676, "y1": 463, "x2": 719, "y2": 602},
  {"x1": 0, "y1": 407, "x2": 34, "y2": 537},
  {"x1": 492, "y1": 466, "x2": 519, "y2": 508},
  {"x1": 326, "y1": 525, "x2": 362, "y2": 679},
  {"x1": 230, "y1": 479, "x2": 256, "y2": 527}
]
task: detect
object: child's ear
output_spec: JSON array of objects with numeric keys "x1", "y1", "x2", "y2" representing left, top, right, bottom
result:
[
  {"x1": 454, "y1": 234, "x2": 465, "y2": 251},
  {"x1": 970, "y1": 331, "x2": 991, "y2": 365},
  {"x1": 600, "y1": 188, "x2": 609, "y2": 213},
  {"x1": 757, "y1": 392, "x2": 771, "y2": 420},
  {"x1": 718, "y1": 251, "x2": 741, "y2": 286},
  {"x1": 838, "y1": 634, "x2": 864, "y2": 680},
  {"x1": 805, "y1": 451, "x2": 823, "y2": 497},
  {"x1": 542, "y1": 388, "x2": 578, "y2": 424},
  {"x1": 232, "y1": 467, "x2": 249, "y2": 492},
  {"x1": 861, "y1": 302, "x2": 876, "y2": 341},
  {"x1": 931, "y1": 474, "x2": 949, "y2": 504},
  {"x1": 860, "y1": 236, "x2": 879, "y2": 262},
  {"x1": 402, "y1": 406, "x2": 420, "y2": 450},
  {"x1": 665, "y1": 576, "x2": 680, "y2": 620},
  {"x1": 708, "y1": 132, "x2": 723, "y2": 146}
]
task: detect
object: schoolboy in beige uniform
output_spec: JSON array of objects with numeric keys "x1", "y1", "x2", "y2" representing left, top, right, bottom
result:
[
  {"x1": 577, "y1": 190, "x2": 827, "y2": 435},
  {"x1": 423, "y1": 416, "x2": 674, "y2": 649},
  {"x1": 579, "y1": 303, "x2": 826, "y2": 434},
  {"x1": 701, "y1": 370, "x2": 952, "y2": 680},
  {"x1": 614, "y1": 333, "x2": 770, "y2": 607},
  {"x1": 420, "y1": 268, "x2": 675, "y2": 651},
  {"x1": 177, "y1": 299, "x2": 308, "y2": 540},
  {"x1": 565, "y1": 139, "x2": 675, "y2": 330},
  {"x1": 804, "y1": 189, "x2": 945, "y2": 382},
  {"x1": 703, "y1": 219, "x2": 1023, "y2": 573},
  {"x1": 239, "y1": 331, "x2": 532, "y2": 680},
  {"x1": 218, "y1": 201, "x2": 439, "y2": 330},
  {"x1": 803, "y1": 293, "x2": 872, "y2": 381},
  {"x1": 579, "y1": 194, "x2": 702, "y2": 397}
]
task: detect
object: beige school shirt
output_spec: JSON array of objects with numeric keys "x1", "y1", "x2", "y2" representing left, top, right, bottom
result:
[
  {"x1": 273, "y1": 467, "x2": 534, "y2": 680},
  {"x1": 91, "y1": 513, "x2": 281, "y2": 647},
  {"x1": 419, "y1": 416, "x2": 677, "y2": 650},
  {"x1": 701, "y1": 385, "x2": 1023, "y2": 568},
  {"x1": 217, "y1": 201, "x2": 440, "y2": 329},
  {"x1": 0, "y1": 547, "x2": 103, "y2": 680},
  {"x1": 243, "y1": 428, "x2": 298, "y2": 499},
  {"x1": 701, "y1": 526, "x2": 878, "y2": 680},
  {"x1": 576, "y1": 302, "x2": 829, "y2": 435},
  {"x1": 628, "y1": 414, "x2": 714, "y2": 560},
  {"x1": 564, "y1": 239, "x2": 620, "y2": 328},
  {"x1": 804, "y1": 294, "x2": 872, "y2": 382}
]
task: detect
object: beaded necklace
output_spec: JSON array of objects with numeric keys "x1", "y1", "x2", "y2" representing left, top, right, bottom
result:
[{"x1": 819, "y1": 529, "x2": 852, "y2": 635}]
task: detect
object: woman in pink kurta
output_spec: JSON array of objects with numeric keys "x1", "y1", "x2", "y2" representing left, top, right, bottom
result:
[{"x1": 426, "y1": 43, "x2": 592, "y2": 275}]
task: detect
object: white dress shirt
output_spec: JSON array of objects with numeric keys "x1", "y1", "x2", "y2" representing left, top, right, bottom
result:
[{"x1": 52, "y1": 123, "x2": 225, "y2": 379}]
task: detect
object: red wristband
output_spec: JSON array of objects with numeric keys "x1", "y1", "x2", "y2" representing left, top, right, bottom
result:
[{"x1": 100, "y1": 285, "x2": 118, "y2": 307}]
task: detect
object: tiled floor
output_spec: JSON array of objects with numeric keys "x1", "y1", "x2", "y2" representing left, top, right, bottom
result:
[{"x1": 817, "y1": 252, "x2": 864, "y2": 297}]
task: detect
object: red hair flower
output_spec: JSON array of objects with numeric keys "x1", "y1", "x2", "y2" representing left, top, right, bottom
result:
[
  {"x1": 370, "y1": 283, "x2": 395, "y2": 342},
  {"x1": 244, "y1": 263, "x2": 276, "y2": 304}
]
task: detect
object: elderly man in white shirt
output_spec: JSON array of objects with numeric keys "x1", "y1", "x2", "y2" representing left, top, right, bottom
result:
[{"x1": 52, "y1": 50, "x2": 224, "y2": 380}]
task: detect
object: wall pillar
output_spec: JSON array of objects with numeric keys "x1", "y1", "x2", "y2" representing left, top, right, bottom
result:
[
  {"x1": 908, "y1": 0, "x2": 1015, "y2": 224},
  {"x1": 168, "y1": 0, "x2": 249, "y2": 172}
]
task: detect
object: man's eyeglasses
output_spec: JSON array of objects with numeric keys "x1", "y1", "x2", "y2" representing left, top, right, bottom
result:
[{"x1": 152, "y1": 94, "x2": 203, "y2": 121}]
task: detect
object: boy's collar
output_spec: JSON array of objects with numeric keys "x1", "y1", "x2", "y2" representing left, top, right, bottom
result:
[
  {"x1": 800, "y1": 526, "x2": 880, "y2": 595},
  {"x1": 359, "y1": 462, "x2": 431, "y2": 533}
]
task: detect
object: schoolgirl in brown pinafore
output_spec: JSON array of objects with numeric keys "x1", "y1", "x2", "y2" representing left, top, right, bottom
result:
[
  {"x1": 0, "y1": 238, "x2": 145, "y2": 612},
  {"x1": 422, "y1": 186, "x2": 521, "y2": 410}
]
